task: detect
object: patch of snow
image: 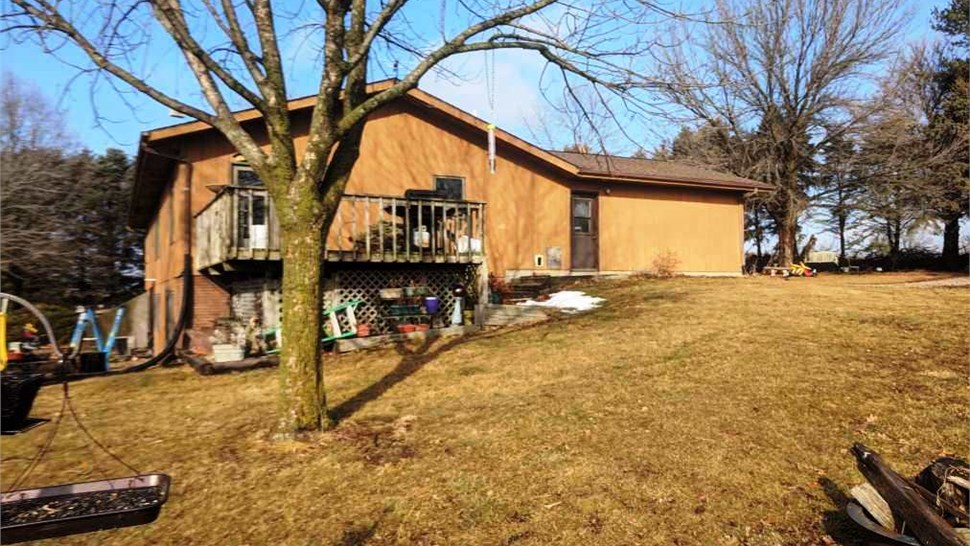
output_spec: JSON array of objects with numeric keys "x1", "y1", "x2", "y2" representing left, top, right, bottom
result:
[{"x1": 516, "y1": 290, "x2": 605, "y2": 313}]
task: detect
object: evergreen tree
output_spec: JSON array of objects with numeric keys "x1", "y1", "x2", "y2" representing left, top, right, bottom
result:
[{"x1": 929, "y1": 0, "x2": 970, "y2": 269}]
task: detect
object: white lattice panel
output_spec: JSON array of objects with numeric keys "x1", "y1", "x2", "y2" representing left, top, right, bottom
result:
[{"x1": 323, "y1": 265, "x2": 478, "y2": 334}]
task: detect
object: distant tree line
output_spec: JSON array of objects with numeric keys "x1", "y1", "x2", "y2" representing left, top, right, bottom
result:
[
  {"x1": 649, "y1": 0, "x2": 968, "y2": 271},
  {"x1": 1, "y1": 75, "x2": 144, "y2": 305}
]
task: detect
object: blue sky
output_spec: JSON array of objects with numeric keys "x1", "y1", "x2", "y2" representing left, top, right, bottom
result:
[
  {"x1": 0, "y1": 1, "x2": 955, "y2": 253},
  {"x1": 1, "y1": 1, "x2": 947, "y2": 156}
]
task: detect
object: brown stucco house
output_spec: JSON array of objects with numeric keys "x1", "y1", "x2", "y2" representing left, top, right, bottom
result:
[{"x1": 129, "y1": 80, "x2": 771, "y2": 351}]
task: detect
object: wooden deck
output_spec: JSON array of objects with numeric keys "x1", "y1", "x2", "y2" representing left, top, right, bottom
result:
[{"x1": 194, "y1": 188, "x2": 486, "y2": 272}]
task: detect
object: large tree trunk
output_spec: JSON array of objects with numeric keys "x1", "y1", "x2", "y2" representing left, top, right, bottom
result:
[
  {"x1": 942, "y1": 213, "x2": 962, "y2": 271},
  {"x1": 277, "y1": 218, "x2": 329, "y2": 433},
  {"x1": 838, "y1": 212, "x2": 847, "y2": 266},
  {"x1": 776, "y1": 221, "x2": 795, "y2": 266},
  {"x1": 888, "y1": 219, "x2": 901, "y2": 270},
  {"x1": 754, "y1": 206, "x2": 764, "y2": 264}
]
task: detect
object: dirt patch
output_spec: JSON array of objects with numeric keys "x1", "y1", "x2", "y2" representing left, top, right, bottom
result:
[{"x1": 332, "y1": 415, "x2": 417, "y2": 465}]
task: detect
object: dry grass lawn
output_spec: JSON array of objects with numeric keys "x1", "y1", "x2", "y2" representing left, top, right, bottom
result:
[{"x1": 2, "y1": 273, "x2": 966, "y2": 545}]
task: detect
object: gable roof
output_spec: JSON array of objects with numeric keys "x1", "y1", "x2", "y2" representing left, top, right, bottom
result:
[{"x1": 131, "y1": 81, "x2": 772, "y2": 228}]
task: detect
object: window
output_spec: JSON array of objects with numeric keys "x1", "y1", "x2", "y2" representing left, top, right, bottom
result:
[
  {"x1": 434, "y1": 176, "x2": 465, "y2": 200},
  {"x1": 572, "y1": 198, "x2": 593, "y2": 233},
  {"x1": 236, "y1": 193, "x2": 268, "y2": 248},
  {"x1": 232, "y1": 164, "x2": 263, "y2": 187}
]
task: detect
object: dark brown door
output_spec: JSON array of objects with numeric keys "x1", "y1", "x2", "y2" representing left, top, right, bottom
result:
[{"x1": 570, "y1": 193, "x2": 599, "y2": 270}]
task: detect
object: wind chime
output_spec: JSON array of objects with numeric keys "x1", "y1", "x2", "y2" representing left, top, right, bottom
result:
[{"x1": 486, "y1": 48, "x2": 497, "y2": 175}]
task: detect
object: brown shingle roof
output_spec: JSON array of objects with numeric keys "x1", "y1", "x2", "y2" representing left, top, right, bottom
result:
[{"x1": 550, "y1": 150, "x2": 773, "y2": 191}]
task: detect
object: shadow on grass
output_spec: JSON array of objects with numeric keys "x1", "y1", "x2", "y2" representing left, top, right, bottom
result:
[
  {"x1": 328, "y1": 327, "x2": 504, "y2": 424},
  {"x1": 818, "y1": 476, "x2": 863, "y2": 545},
  {"x1": 328, "y1": 284, "x2": 659, "y2": 424},
  {"x1": 333, "y1": 509, "x2": 387, "y2": 546}
]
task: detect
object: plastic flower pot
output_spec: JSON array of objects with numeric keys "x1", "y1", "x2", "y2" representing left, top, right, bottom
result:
[{"x1": 424, "y1": 297, "x2": 440, "y2": 314}]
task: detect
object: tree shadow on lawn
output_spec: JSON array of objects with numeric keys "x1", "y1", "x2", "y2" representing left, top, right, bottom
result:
[
  {"x1": 818, "y1": 476, "x2": 864, "y2": 545},
  {"x1": 333, "y1": 508, "x2": 388, "y2": 546},
  {"x1": 328, "y1": 319, "x2": 559, "y2": 424}
]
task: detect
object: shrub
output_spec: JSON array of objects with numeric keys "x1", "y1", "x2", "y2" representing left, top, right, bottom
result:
[{"x1": 652, "y1": 249, "x2": 681, "y2": 278}]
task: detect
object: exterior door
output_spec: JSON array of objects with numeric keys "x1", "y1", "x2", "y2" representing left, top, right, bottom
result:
[{"x1": 570, "y1": 193, "x2": 599, "y2": 270}]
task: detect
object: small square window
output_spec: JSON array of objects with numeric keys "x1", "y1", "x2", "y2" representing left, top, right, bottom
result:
[
  {"x1": 233, "y1": 164, "x2": 263, "y2": 187},
  {"x1": 434, "y1": 176, "x2": 464, "y2": 200}
]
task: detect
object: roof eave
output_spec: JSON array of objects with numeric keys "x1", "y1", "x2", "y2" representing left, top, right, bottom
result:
[
  {"x1": 576, "y1": 172, "x2": 773, "y2": 192},
  {"x1": 128, "y1": 132, "x2": 151, "y2": 229}
]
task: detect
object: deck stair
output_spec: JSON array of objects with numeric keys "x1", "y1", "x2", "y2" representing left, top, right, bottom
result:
[{"x1": 506, "y1": 275, "x2": 553, "y2": 302}]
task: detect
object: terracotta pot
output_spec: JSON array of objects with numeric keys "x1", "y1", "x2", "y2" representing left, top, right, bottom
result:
[
  {"x1": 397, "y1": 324, "x2": 417, "y2": 334},
  {"x1": 356, "y1": 324, "x2": 371, "y2": 337},
  {"x1": 415, "y1": 324, "x2": 430, "y2": 332}
]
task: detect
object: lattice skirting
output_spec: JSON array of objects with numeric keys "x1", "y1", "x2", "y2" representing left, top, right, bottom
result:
[{"x1": 323, "y1": 263, "x2": 481, "y2": 334}]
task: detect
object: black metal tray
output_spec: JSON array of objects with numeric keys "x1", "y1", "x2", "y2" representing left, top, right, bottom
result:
[
  {"x1": 1, "y1": 473, "x2": 170, "y2": 543},
  {"x1": 845, "y1": 500, "x2": 921, "y2": 546}
]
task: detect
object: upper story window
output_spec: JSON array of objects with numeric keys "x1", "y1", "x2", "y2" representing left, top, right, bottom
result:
[
  {"x1": 232, "y1": 163, "x2": 263, "y2": 187},
  {"x1": 434, "y1": 176, "x2": 464, "y2": 200}
]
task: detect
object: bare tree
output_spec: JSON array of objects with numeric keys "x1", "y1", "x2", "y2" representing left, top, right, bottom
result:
[
  {"x1": 653, "y1": 0, "x2": 906, "y2": 266},
  {"x1": 815, "y1": 132, "x2": 863, "y2": 265},
  {"x1": 0, "y1": 75, "x2": 76, "y2": 294},
  {"x1": 3, "y1": 0, "x2": 671, "y2": 432},
  {"x1": 853, "y1": 52, "x2": 945, "y2": 267}
]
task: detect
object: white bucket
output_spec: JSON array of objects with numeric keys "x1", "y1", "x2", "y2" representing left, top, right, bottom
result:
[
  {"x1": 412, "y1": 227, "x2": 430, "y2": 248},
  {"x1": 457, "y1": 236, "x2": 482, "y2": 254},
  {"x1": 249, "y1": 224, "x2": 268, "y2": 248}
]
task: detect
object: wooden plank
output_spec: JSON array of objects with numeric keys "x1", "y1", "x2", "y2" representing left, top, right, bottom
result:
[
  {"x1": 389, "y1": 197, "x2": 395, "y2": 261},
  {"x1": 480, "y1": 203, "x2": 486, "y2": 256},
  {"x1": 852, "y1": 483, "x2": 896, "y2": 530},
  {"x1": 852, "y1": 443, "x2": 964, "y2": 546},
  {"x1": 377, "y1": 196, "x2": 383, "y2": 260},
  {"x1": 336, "y1": 202, "x2": 343, "y2": 261},
  {"x1": 352, "y1": 196, "x2": 359, "y2": 259},
  {"x1": 465, "y1": 201, "x2": 472, "y2": 260}
]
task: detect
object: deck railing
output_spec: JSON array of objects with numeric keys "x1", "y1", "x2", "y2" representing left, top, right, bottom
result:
[
  {"x1": 194, "y1": 188, "x2": 485, "y2": 271},
  {"x1": 194, "y1": 186, "x2": 281, "y2": 271},
  {"x1": 326, "y1": 193, "x2": 486, "y2": 263}
]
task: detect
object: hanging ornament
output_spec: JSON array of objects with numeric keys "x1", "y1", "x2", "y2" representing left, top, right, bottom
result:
[{"x1": 487, "y1": 123, "x2": 496, "y2": 175}]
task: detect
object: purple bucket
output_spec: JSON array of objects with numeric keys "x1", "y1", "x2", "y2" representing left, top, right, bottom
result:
[{"x1": 424, "y1": 296, "x2": 441, "y2": 314}]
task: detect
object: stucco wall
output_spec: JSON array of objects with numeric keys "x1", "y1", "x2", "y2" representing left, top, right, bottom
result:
[
  {"x1": 338, "y1": 101, "x2": 573, "y2": 276},
  {"x1": 597, "y1": 185, "x2": 744, "y2": 274},
  {"x1": 142, "y1": 95, "x2": 748, "y2": 337}
]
